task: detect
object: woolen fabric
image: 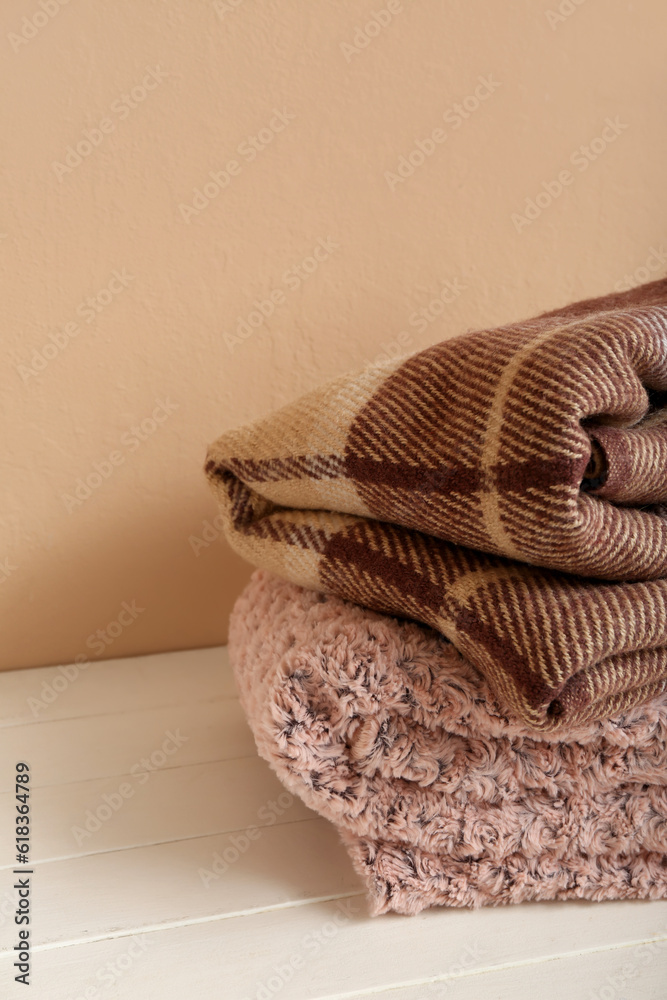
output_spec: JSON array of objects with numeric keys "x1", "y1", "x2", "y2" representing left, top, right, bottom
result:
[
  {"x1": 229, "y1": 570, "x2": 667, "y2": 914},
  {"x1": 207, "y1": 279, "x2": 667, "y2": 730}
]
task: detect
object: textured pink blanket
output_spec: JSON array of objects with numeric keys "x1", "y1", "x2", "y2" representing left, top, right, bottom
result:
[{"x1": 229, "y1": 570, "x2": 667, "y2": 914}]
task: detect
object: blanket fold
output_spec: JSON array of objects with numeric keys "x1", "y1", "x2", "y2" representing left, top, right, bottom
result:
[
  {"x1": 207, "y1": 278, "x2": 667, "y2": 730},
  {"x1": 229, "y1": 571, "x2": 667, "y2": 913}
]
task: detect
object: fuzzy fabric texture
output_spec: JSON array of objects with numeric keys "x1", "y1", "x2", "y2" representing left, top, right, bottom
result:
[
  {"x1": 229, "y1": 570, "x2": 667, "y2": 915},
  {"x1": 207, "y1": 278, "x2": 667, "y2": 731}
]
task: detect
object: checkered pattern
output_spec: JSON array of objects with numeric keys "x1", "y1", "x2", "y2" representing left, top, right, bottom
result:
[{"x1": 206, "y1": 278, "x2": 667, "y2": 731}]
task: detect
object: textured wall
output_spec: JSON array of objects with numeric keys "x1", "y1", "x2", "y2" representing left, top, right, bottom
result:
[{"x1": 1, "y1": 0, "x2": 666, "y2": 670}]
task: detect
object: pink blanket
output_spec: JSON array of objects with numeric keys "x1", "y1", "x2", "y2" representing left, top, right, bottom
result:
[{"x1": 229, "y1": 570, "x2": 667, "y2": 914}]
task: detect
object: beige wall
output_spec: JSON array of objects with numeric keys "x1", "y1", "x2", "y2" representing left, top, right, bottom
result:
[{"x1": 2, "y1": 0, "x2": 666, "y2": 670}]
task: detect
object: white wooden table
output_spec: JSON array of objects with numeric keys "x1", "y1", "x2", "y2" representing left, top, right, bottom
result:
[{"x1": 0, "y1": 646, "x2": 665, "y2": 999}]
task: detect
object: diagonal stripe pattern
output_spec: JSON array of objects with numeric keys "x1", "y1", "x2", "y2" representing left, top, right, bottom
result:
[{"x1": 206, "y1": 278, "x2": 667, "y2": 730}]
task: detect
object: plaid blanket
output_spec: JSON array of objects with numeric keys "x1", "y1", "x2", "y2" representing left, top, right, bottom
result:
[{"x1": 206, "y1": 278, "x2": 667, "y2": 730}]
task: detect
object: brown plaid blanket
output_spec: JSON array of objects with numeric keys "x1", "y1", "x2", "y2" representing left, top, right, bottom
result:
[{"x1": 205, "y1": 278, "x2": 667, "y2": 731}]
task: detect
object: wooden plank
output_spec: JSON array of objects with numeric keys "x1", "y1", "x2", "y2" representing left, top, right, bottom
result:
[
  {"x1": 0, "y1": 646, "x2": 236, "y2": 728},
  {"x1": 0, "y1": 698, "x2": 257, "y2": 790},
  {"x1": 338, "y1": 940, "x2": 667, "y2": 1000},
  {"x1": 0, "y1": 818, "x2": 363, "y2": 949},
  {"x1": 2, "y1": 647, "x2": 665, "y2": 1000},
  {"x1": 2, "y1": 896, "x2": 665, "y2": 1000},
  {"x1": 0, "y1": 758, "x2": 314, "y2": 865}
]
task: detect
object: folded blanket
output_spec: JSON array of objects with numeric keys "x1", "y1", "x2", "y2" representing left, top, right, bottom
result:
[
  {"x1": 229, "y1": 570, "x2": 667, "y2": 914},
  {"x1": 207, "y1": 278, "x2": 667, "y2": 730}
]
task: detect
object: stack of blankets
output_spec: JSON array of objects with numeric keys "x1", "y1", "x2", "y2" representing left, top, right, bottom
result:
[{"x1": 205, "y1": 278, "x2": 667, "y2": 914}]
